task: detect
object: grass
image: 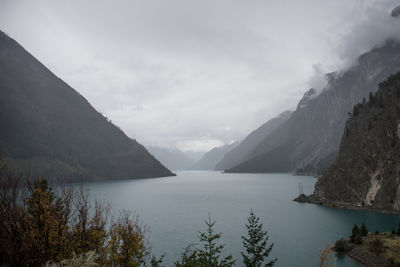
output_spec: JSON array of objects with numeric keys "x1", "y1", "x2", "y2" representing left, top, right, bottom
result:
[{"x1": 360, "y1": 233, "x2": 400, "y2": 264}]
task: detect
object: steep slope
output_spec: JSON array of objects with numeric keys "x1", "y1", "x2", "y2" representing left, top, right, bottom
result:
[
  {"x1": 182, "y1": 150, "x2": 205, "y2": 162},
  {"x1": 314, "y1": 72, "x2": 400, "y2": 213},
  {"x1": 215, "y1": 111, "x2": 292, "y2": 171},
  {"x1": 228, "y1": 41, "x2": 400, "y2": 174},
  {"x1": 146, "y1": 146, "x2": 195, "y2": 170},
  {"x1": 190, "y1": 142, "x2": 239, "y2": 170},
  {"x1": 0, "y1": 31, "x2": 174, "y2": 181}
]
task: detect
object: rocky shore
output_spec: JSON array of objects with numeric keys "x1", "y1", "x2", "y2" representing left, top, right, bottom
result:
[
  {"x1": 293, "y1": 193, "x2": 322, "y2": 204},
  {"x1": 333, "y1": 233, "x2": 400, "y2": 267},
  {"x1": 293, "y1": 193, "x2": 400, "y2": 215},
  {"x1": 347, "y1": 246, "x2": 393, "y2": 267}
]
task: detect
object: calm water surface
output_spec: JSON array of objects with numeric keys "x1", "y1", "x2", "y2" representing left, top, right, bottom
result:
[{"x1": 85, "y1": 171, "x2": 400, "y2": 267}]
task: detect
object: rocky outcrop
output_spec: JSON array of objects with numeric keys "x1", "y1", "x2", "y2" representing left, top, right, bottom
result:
[
  {"x1": 0, "y1": 31, "x2": 174, "y2": 181},
  {"x1": 293, "y1": 194, "x2": 322, "y2": 204},
  {"x1": 314, "y1": 72, "x2": 400, "y2": 213}
]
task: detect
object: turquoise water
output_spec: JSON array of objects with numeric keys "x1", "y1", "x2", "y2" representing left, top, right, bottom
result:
[{"x1": 85, "y1": 171, "x2": 400, "y2": 266}]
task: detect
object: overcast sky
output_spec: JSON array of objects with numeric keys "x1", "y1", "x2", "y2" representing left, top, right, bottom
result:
[{"x1": 1, "y1": 0, "x2": 399, "y2": 152}]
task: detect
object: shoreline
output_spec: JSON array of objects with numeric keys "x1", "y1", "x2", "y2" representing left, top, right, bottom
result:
[
  {"x1": 346, "y1": 246, "x2": 393, "y2": 267},
  {"x1": 293, "y1": 194, "x2": 400, "y2": 215},
  {"x1": 333, "y1": 234, "x2": 400, "y2": 267}
]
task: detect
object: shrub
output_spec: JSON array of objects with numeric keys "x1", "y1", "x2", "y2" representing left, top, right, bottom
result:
[
  {"x1": 333, "y1": 239, "x2": 347, "y2": 253},
  {"x1": 45, "y1": 251, "x2": 99, "y2": 267},
  {"x1": 350, "y1": 224, "x2": 363, "y2": 244},
  {"x1": 318, "y1": 245, "x2": 333, "y2": 267},
  {"x1": 369, "y1": 238, "x2": 385, "y2": 256},
  {"x1": 354, "y1": 235, "x2": 363, "y2": 244},
  {"x1": 0, "y1": 168, "x2": 153, "y2": 266},
  {"x1": 360, "y1": 223, "x2": 368, "y2": 236}
]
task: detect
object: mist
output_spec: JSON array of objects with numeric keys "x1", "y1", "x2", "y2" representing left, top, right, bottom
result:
[{"x1": 1, "y1": 0, "x2": 399, "y2": 152}]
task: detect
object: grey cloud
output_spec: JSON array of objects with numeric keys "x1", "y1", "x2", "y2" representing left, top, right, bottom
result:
[
  {"x1": 334, "y1": 0, "x2": 400, "y2": 69},
  {"x1": 0, "y1": 0, "x2": 398, "y2": 151}
]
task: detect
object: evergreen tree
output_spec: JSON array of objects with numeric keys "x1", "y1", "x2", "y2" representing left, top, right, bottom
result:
[
  {"x1": 241, "y1": 210, "x2": 277, "y2": 267},
  {"x1": 351, "y1": 224, "x2": 360, "y2": 238},
  {"x1": 378, "y1": 94, "x2": 384, "y2": 108},
  {"x1": 197, "y1": 215, "x2": 235, "y2": 267},
  {"x1": 175, "y1": 214, "x2": 235, "y2": 267},
  {"x1": 350, "y1": 224, "x2": 362, "y2": 243},
  {"x1": 352, "y1": 105, "x2": 358, "y2": 116},
  {"x1": 397, "y1": 223, "x2": 400, "y2": 236},
  {"x1": 360, "y1": 223, "x2": 368, "y2": 236},
  {"x1": 368, "y1": 92, "x2": 374, "y2": 104}
]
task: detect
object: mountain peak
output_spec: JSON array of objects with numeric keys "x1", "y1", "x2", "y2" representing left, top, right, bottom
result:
[
  {"x1": 392, "y1": 5, "x2": 400, "y2": 17},
  {"x1": 297, "y1": 88, "x2": 316, "y2": 109}
]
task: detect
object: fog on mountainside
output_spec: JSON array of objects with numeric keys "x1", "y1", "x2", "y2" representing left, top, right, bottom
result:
[
  {"x1": 227, "y1": 41, "x2": 400, "y2": 174},
  {"x1": 146, "y1": 146, "x2": 196, "y2": 170},
  {"x1": 225, "y1": 6, "x2": 400, "y2": 175},
  {"x1": 190, "y1": 142, "x2": 239, "y2": 170}
]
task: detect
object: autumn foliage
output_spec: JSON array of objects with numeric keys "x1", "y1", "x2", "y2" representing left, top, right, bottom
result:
[{"x1": 0, "y1": 162, "x2": 151, "y2": 267}]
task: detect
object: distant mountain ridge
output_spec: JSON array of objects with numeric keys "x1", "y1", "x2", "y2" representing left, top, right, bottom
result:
[
  {"x1": 0, "y1": 31, "x2": 174, "y2": 181},
  {"x1": 227, "y1": 41, "x2": 400, "y2": 174},
  {"x1": 215, "y1": 111, "x2": 292, "y2": 171},
  {"x1": 190, "y1": 142, "x2": 239, "y2": 170},
  {"x1": 146, "y1": 146, "x2": 195, "y2": 170}
]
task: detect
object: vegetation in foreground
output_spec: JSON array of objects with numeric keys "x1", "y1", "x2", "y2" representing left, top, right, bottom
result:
[
  {"x1": 333, "y1": 222, "x2": 400, "y2": 266},
  {"x1": 0, "y1": 158, "x2": 276, "y2": 266}
]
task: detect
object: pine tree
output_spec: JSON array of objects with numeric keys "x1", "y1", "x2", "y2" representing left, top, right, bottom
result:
[
  {"x1": 397, "y1": 223, "x2": 400, "y2": 236},
  {"x1": 175, "y1": 214, "x2": 235, "y2": 267},
  {"x1": 368, "y1": 92, "x2": 374, "y2": 104},
  {"x1": 197, "y1": 215, "x2": 235, "y2": 267},
  {"x1": 350, "y1": 224, "x2": 362, "y2": 244},
  {"x1": 351, "y1": 224, "x2": 360, "y2": 238},
  {"x1": 360, "y1": 222, "x2": 368, "y2": 236},
  {"x1": 241, "y1": 210, "x2": 277, "y2": 267},
  {"x1": 353, "y1": 105, "x2": 359, "y2": 116}
]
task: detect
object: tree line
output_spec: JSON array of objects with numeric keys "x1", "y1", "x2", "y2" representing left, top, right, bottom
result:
[{"x1": 0, "y1": 158, "x2": 276, "y2": 267}]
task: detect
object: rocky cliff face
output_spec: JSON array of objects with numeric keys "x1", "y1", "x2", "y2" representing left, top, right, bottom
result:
[
  {"x1": 314, "y1": 72, "x2": 400, "y2": 213},
  {"x1": 0, "y1": 31, "x2": 174, "y2": 181},
  {"x1": 227, "y1": 41, "x2": 400, "y2": 174}
]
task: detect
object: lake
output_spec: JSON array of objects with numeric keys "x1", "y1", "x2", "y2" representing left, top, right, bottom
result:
[{"x1": 85, "y1": 171, "x2": 400, "y2": 266}]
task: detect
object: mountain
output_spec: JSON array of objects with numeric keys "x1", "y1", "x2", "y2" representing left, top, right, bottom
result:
[
  {"x1": 182, "y1": 150, "x2": 205, "y2": 162},
  {"x1": 190, "y1": 142, "x2": 239, "y2": 170},
  {"x1": 146, "y1": 146, "x2": 195, "y2": 170},
  {"x1": 0, "y1": 31, "x2": 174, "y2": 181},
  {"x1": 314, "y1": 72, "x2": 400, "y2": 213},
  {"x1": 227, "y1": 41, "x2": 400, "y2": 174},
  {"x1": 215, "y1": 111, "x2": 292, "y2": 171}
]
